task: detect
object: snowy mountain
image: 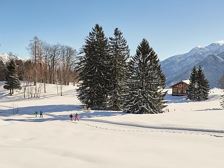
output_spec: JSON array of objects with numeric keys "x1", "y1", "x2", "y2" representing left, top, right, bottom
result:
[
  {"x1": 0, "y1": 53, "x2": 23, "y2": 63},
  {"x1": 161, "y1": 41, "x2": 224, "y2": 88},
  {"x1": 0, "y1": 53, "x2": 10, "y2": 63}
]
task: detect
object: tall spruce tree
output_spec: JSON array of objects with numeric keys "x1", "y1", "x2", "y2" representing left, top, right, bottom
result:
[
  {"x1": 124, "y1": 39, "x2": 166, "y2": 114},
  {"x1": 187, "y1": 66, "x2": 209, "y2": 101},
  {"x1": 197, "y1": 66, "x2": 209, "y2": 100},
  {"x1": 108, "y1": 28, "x2": 129, "y2": 110},
  {"x1": 4, "y1": 59, "x2": 21, "y2": 95},
  {"x1": 77, "y1": 24, "x2": 111, "y2": 109},
  {"x1": 187, "y1": 66, "x2": 198, "y2": 100}
]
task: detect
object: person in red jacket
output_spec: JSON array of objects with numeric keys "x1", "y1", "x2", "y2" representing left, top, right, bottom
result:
[{"x1": 74, "y1": 113, "x2": 79, "y2": 121}]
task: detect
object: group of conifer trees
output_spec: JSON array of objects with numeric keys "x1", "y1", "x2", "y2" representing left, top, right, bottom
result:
[
  {"x1": 187, "y1": 66, "x2": 209, "y2": 101},
  {"x1": 77, "y1": 24, "x2": 166, "y2": 113}
]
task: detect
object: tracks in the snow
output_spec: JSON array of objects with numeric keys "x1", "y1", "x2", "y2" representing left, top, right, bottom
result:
[{"x1": 81, "y1": 118, "x2": 224, "y2": 138}]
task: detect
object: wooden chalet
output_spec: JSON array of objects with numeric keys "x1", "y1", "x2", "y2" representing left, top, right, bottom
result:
[{"x1": 171, "y1": 80, "x2": 190, "y2": 96}]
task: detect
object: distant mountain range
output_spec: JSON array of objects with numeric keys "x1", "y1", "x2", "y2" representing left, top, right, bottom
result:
[
  {"x1": 0, "y1": 53, "x2": 23, "y2": 63},
  {"x1": 0, "y1": 53, "x2": 10, "y2": 63},
  {"x1": 161, "y1": 41, "x2": 224, "y2": 88}
]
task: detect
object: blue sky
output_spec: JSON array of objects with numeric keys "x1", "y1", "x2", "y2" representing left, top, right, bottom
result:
[{"x1": 1, "y1": 0, "x2": 224, "y2": 60}]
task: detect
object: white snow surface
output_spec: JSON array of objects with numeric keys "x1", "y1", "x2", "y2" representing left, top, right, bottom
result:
[{"x1": 0, "y1": 82, "x2": 224, "y2": 168}]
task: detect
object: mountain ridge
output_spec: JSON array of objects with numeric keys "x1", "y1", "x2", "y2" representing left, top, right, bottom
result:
[{"x1": 161, "y1": 41, "x2": 224, "y2": 88}]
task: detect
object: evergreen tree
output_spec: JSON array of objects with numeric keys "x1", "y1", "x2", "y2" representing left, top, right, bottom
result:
[
  {"x1": 77, "y1": 24, "x2": 111, "y2": 109},
  {"x1": 219, "y1": 74, "x2": 224, "y2": 89},
  {"x1": 187, "y1": 66, "x2": 198, "y2": 100},
  {"x1": 159, "y1": 67, "x2": 166, "y2": 89},
  {"x1": 197, "y1": 66, "x2": 209, "y2": 100},
  {"x1": 187, "y1": 66, "x2": 209, "y2": 101},
  {"x1": 220, "y1": 92, "x2": 224, "y2": 109},
  {"x1": 124, "y1": 39, "x2": 166, "y2": 114},
  {"x1": 108, "y1": 28, "x2": 129, "y2": 110},
  {"x1": 4, "y1": 59, "x2": 21, "y2": 95},
  {"x1": 0, "y1": 60, "x2": 6, "y2": 80}
]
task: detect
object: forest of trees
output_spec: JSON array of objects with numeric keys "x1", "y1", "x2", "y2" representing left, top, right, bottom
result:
[
  {"x1": 77, "y1": 24, "x2": 166, "y2": 113},
  {"x1": 28, "y1": 37, "x2": 77, "y2": 86},
  {"x1": 0, "y1": 37, "x2": 78, "y2": 97}
]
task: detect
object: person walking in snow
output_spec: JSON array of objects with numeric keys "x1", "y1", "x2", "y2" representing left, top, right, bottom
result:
[
  {"x1": 40, "y1": 111, "x2": 43, "y2": 118},
  {"x1": 34, "y1": 111, "x2": 38, "y2": 117},
  {"x1": 74, "y1": 113, "x2": 79, "y2": 121},
  {"x1": 69, "y1": 113, "x2": 73, "y2": 121}
]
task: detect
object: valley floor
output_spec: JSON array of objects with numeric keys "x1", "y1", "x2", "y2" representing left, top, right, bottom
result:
[{"x1": 0, "y1": 83, "x2": 224, "y2": 168}]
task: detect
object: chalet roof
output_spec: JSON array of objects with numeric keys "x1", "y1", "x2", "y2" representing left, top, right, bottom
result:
[
  {"x1": 170, "y1": 80, "x2": 190, "y2": 88},
  {"x1": 182, "y1": 80, "x2": 190, "y2": 85}
]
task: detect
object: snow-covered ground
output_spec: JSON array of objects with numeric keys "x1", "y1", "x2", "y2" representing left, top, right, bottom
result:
[{"x1": 0, "y1": 82, "x2": 224, "y2": 168}]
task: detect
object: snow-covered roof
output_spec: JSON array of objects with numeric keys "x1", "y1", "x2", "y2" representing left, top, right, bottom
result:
[
  {"x1": 182, "y1": 80, "x2": 190, "y2": 85},
  {"x1": 170, "y1": 80, "x2": 190, "y2": 88}
]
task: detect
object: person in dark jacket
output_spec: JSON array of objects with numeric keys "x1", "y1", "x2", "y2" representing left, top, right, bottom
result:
[
  {"x1": 69, "y1": 113, "x2": 73, "y2": 121},
  {"x1": 40, "y1": 111, "x2": 43, "y2": 118}
]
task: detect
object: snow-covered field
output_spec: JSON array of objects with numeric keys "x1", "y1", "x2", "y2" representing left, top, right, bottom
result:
[{"x1": 0, "y1": 82, "x2": 224, "y2": 168}]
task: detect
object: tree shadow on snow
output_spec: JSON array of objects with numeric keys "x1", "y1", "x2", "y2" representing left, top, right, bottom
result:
[
  {"x1": 0, "y1": 104, "x2": 125, "y2": 122},
  {"x1": 165, "y1": 93, "x2": 189, "y2": 104},
  {"x1": 0, "y1": 104, "x2": 81, "y2": 117}
]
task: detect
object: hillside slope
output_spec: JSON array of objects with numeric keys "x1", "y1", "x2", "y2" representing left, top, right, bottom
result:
[{"x1": 161, "y1": 41, "x2": 224, "y2": 87}]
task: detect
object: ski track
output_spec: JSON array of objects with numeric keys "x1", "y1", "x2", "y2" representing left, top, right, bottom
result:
[{"x1": 80, "y1": 119, "x2": 224, "y2": 138}]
